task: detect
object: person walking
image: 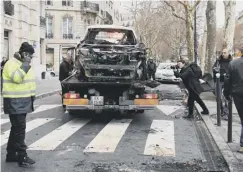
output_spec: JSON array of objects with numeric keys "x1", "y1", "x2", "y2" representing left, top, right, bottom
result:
[
  {"x1": 147, "y1": 58, "x2": 156, "y2": 80},
  {"x1": 174, "y1": 59, "x2": 209, "y2": 118},
  {"x1": 2, "y1": 42, "x2": 36, "y2": 167},
  {"x1": 59, "y1": 52, "x2": 73, "y2": 109},
  {"x1": 213, "y1": 49, "x2": 233, "y2": 120},
  {"x1": 224, "y1": 47, "x2": 243, "y2": 153}
]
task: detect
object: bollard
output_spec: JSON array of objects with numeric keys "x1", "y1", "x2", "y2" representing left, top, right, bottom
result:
[
  {"x1": 216, "y1": 73, "x2": 221, "y2": 126},
  {"x1": 228, "y1": 97, "x2": 233, "y2": 143}
]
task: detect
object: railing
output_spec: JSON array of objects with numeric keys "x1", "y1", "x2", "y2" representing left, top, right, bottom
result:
[
  {"x1": 46, "y1": 33, "x2": 53, "y2": 39},
  {"x1": 4, "y1": 1, "x2": 14, "y2": 16},
  {"x1": 40, "y1": 17, "x2": 46, "y2": 27},
  {"x1": 63, "y1": 34, "x2": 73, "y2": 39},
  {"x1": 81, "y1": 1, "x2": 99, "y2": 12}
]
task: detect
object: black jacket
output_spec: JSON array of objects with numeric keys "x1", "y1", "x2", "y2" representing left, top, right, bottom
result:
[
  {"x1": 224, "y1": 57, "x2": 243, "y2": 97},
  {"x1": 175, "y1": 64, "x2": 203, "y2": 95},
  {"x1": 213, "y1": 55, "x2": 232, "y2": 82},
  {"x1": 59, "y1": 60, "x2": 73, "y2": 81},
  {"x1": 147, "y1": 61, "x2": 156, "y2": 72}
]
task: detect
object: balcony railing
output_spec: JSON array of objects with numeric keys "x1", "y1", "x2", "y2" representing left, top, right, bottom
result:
[
  {"x1": 46, "y1": 33, "x2": 53, "y2": 39},
  {"x1": 63, "y1": 34, "x2": 73, "y2": 39},
  {"x1": 4, "y1": 1, "x2": 14, "y2": 16},
  {"x1": 81, "y1": 1, "x2": 99, "y2": 13},
  {"x1": 40, "y1": 17, "x2": 46, "y2": 27}
]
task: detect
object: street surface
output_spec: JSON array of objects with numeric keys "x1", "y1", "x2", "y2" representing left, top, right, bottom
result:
[{"x1": 1, "y1": 83, "x2": 229, "y2": 172}]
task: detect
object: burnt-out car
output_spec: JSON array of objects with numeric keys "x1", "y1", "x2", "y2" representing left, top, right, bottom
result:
[{"x1": 61, "y1": 25, "x2": 159, "y2": 114}]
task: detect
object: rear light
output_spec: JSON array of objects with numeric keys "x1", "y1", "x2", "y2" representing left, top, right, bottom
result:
[
  {"x1": 64, "y1": 93, "x2": 80, "y2": 99},
  {"x1": 143, "y1": 94, "x2": 158, "y2": 99}
]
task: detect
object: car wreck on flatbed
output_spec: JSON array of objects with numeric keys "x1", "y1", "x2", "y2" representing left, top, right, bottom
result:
[{"x1": 61, "y1": 25, "x2": 160, "y2": 114}]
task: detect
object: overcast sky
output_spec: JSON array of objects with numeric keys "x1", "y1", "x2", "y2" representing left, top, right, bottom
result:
[{"x1": 216, "y1": 0, "x2": 243, "y2": 28}]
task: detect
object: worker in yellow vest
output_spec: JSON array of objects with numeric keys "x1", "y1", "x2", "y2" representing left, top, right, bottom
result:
[{"x1": 2, "y1": 42, "x2": 36, "y2": 167}]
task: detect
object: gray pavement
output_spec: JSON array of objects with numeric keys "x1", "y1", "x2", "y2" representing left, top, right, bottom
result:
[
  {"x1": 195, "y1": 93, "x2": 243, "y2": 172},
  {"x1": 1, "y1": 84, "x2": 229, "y2": 172}
]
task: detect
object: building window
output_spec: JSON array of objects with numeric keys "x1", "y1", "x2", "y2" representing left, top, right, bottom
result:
[
  {"x1": 46, "y1": 0, "x2": 53, "y2": 6},
  {"x1": 46, "y1": 16, "x2": 53, "y2": 38},
  {"x1": 62, "y1": 0, "x2": 72, "y2": 7},
  {"x1": 63, "y1": 17, "x2": 73, "y2": 39}
]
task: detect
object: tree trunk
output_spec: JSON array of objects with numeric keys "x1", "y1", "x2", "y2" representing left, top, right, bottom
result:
[
  {"x1": 205, "y1": 0, "x2": 216, "y2": 74},
  {"x1": 200, "y1": 22, "x2": 207, "y2": 74},
  {"x1": 185, "y1": 9, "x2": 194, "y2": 61},
  {"x1": 223, "y1": 0, "x2": 236, "y2": 53}
]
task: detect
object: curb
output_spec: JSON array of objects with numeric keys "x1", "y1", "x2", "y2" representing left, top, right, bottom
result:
[
  {"x1": 194, "y1": 103, "x2": 239, "y2": 172},
  {"x1": 1, "y1": 89, "x2": 61, "y2": 110}
]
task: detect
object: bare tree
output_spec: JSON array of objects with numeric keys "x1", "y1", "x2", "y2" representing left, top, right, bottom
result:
[
  {"x1": 205, "y1": 0, "x2": 216, "y2": 73},
  {"x1": 164, "y1": 0, "x2": 201, "y2": 61},
  {"x1": 223, "y1": 0, "x2": 236, "y2": 53}
]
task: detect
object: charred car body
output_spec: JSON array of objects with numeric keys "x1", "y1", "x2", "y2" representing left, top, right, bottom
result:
[{"x1": 61, "y1": 25, "x2": 159, "y2": 114}]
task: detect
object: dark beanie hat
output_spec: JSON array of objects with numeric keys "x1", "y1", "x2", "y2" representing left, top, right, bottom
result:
[{"x1": 19, "y1": 42, "x2": 35, "y2": 54}]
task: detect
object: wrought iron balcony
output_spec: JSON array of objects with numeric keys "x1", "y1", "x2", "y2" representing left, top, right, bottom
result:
[
  {"x1": 46, "y1": 33, "x2": 53, "y2": 39},
  {"x1": 4, "y1": 1, "x2": 14, "y2": 16},
  {"x1": 81, "y1": 1, "x2": 99, "y2": 13},
  {"x1": 40, "y1": 17, "x2": 46, "y2": 27},
  {"x1": 63, "y1": 34, "x2": 73, "y2": 39}
]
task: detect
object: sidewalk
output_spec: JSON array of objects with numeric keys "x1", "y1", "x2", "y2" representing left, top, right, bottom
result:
[
  {"x1": 1, "y1": 77, "x2": 61, "y2": 108},
  {"x1": 195, "y1": 92, "x2": 243, "y2": 172}
]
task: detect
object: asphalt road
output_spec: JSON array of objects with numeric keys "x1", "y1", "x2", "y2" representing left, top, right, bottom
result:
[{"x1": 1, "y1": 83, "x2": 229, "y2": 172}]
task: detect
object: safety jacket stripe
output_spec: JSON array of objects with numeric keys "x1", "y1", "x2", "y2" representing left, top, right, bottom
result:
[
  {"x1": 2, "y1": 90, "x2": 36, "y2": 95},
  {"x1": 10, "y1": 69, "x2": 25, "y2": 80},
  {"x1": 2, "y1": 79, "x2": 35, "y2": 84}
]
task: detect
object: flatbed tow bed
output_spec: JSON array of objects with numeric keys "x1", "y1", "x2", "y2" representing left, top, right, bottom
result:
[{"x1": 61, "y1": 76, "x2": 159, "y2": 114}]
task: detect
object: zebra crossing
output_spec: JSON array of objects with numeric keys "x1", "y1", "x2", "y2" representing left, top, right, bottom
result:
[{"x1": 1, "y1": 104, "x2": 184, "y2": 157}]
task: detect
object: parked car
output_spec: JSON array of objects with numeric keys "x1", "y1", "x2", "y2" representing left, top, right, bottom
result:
[{"x1": 155, "y1": 63, "x2": 181, "y2": 83}]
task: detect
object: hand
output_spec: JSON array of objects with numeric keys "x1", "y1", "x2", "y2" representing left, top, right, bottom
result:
[
  {"x1": 23, "y1": 56, "x2": 32, "y2": 63},
  {"x1": 174, "y1": 70, "x2": 180, "y2": 77}
]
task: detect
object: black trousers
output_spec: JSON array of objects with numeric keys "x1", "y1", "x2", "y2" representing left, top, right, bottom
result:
[
  {"x1": 233, "y1": 95, "x2": 243, "y2": 122},
  {"x1": 7, "y1": 114, "x2": 27, "y2": 156},
  {"x1": 187, "y1": 91, "x2": 208, "y2": 115},
  {"x1": 148, "y1": 71, "x2": 155, "y2": 80}
]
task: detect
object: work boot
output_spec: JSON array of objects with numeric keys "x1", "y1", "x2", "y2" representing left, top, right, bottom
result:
[
  {"x1": 6, "y1": 153, "x2": 18, "y2": 162},
  {"x1": 18, "y1": 156, "x2": 35, "y2": 167},
  {"x1": 201, "y1": 110, "x2": 209, "y2": 115}
]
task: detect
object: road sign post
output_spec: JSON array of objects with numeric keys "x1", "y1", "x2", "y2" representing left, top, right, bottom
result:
[{"x1": 216, "y1": 73, "x2": 221, "y2": 126}]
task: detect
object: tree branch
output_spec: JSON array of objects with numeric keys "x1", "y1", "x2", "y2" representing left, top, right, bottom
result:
[
  {"x1": 192, "y1": 0, "x2": 201, "y2": 11},
  {"x1": 164, "y1": 1, "x2": 187, "y2": 22}
]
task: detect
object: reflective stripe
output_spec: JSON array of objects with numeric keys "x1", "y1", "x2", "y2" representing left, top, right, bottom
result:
[
  {"x1": 2, "y1": 90, "x2": 35, "y2": 96},
  {"x1": 11, "y1": 69, "x2": 25, "y2": 80},
  {"x1": 3, "y1": 79, "x2": 35, "y2": 84}
]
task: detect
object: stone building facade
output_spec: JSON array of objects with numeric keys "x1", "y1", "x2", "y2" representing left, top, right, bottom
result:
[
  {"x1": 45, "y1": 0, "x2": 117, "y2": 72},
  {"x1": 1, "y1": 0, "x2": 46, "y2": 79}
]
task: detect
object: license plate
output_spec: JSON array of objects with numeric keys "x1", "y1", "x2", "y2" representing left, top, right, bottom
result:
[{"x1": 91, "y1": 96, "x2": 104, "y2": 105}]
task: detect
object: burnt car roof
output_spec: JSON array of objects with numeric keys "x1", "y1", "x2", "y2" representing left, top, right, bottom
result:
[{"x1": 86, "y1": 25, "x2": 134, "y2": 31}]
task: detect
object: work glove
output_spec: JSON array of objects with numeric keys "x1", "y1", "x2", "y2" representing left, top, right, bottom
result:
[
  {"x1": 174, "y1": 70, "x2": 180, "y2": 78},
  {"x1": 20, "y1": 55, "x2": 32, "y2": 73}
]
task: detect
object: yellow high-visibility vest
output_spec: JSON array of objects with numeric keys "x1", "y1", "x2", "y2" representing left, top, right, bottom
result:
[{"x1": 2, "y1": 58, "x2": 36, "y2": 98}]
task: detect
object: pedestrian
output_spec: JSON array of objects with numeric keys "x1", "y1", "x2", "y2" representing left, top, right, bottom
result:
[
  {"x1": 59, "y1": 51, "x2": 73, "y2": 109},
  {"x1": 223, "y1": 47, "x2": 243, "y2": 154},
  {"x1": 174, "y1": 59, "x2": 209, "y2": 118},
  {"x1": 2, "y1": 42, "x2": 36, "y2": 167},
  {"x1": 1, "y1": 57, "x2": 8, "y2": 93},
  {"x1": 147, "y1": 58, "x2": 156, "y2": 80},
  {"x1": 213, "y1": 49, "x2": 233, "y2": 120}
]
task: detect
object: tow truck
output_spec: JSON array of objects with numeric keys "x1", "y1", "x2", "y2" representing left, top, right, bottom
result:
[{"x1": 61, "y1": 25, "x2": 160, "y2": 115}]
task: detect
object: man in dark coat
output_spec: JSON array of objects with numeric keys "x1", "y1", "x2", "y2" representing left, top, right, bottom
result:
[
  {"x1": 213, "y1": 49, "x2": 233, "y2": 119},
  {"x1": 2, "y1": 42, "x2": 36, "y2": 167},
  {"x1": 224, "y1": 47, "x2": 243, "y2": 153},
  {"x1": 59, "y1": 52, "x2": 73, "y2": 108},
  {"x1": 147, "y1": 58, "x2": 156, "y2": 80},
  {"x1": 174, "y1": 59, "x2": 209, "y2": 118}
]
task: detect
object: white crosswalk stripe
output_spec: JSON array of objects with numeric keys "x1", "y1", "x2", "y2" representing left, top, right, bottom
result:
[
  {"x1": 1, "y1": 118, "x2": 55, "y2": 146},
  {"x1": 156, "y1": 105, "x2": 181, "y2": 116},
  {"x1": 84, "y1": 119, "x2": 132, "y2": 153},
  {"x1": 32, "y1": 104, "x2": 61, "y2": 114},
  {"x1": 144, "y1": 120, "x2": 175, "y2": 156},
  {"x1": 28, "y1": 119, "x2": 90, "y2": 151}
]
